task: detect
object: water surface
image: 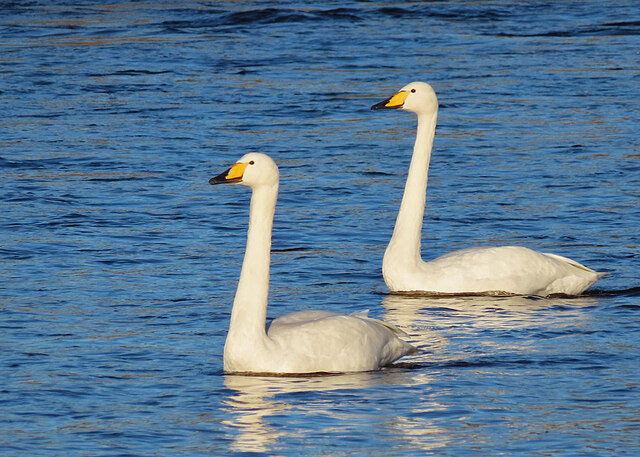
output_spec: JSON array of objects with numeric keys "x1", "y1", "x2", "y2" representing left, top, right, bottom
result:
[{"x1": 2, "y1": 2, "x2": 639, "y2": 456}]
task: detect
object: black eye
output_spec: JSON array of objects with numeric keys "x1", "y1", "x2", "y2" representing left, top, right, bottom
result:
[
  {"x1": 411, "y1": 88, "x2": 416, "y2": 93},
  {"x1": 249, "y1": 160, "x2": 255, "y2": 165}
]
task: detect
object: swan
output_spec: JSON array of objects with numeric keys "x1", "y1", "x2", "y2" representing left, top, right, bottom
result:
[
  {"x1": 371, "y1": 81, "x2": 605, "y2": 296},
  {"x1": 209, "y1": 152, "x2": 417, "y2": 374}
]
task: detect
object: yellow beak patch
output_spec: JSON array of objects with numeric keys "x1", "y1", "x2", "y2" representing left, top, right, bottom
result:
[
  {"x1": 226, "y1": 162, "x2": 249, "y2": 181},
  {"x1": 384, "y1": 91, "x2": 409, "y2": 108},
  {"x1": 210, "y1": 161, "x2": 249, "y2": 185}
]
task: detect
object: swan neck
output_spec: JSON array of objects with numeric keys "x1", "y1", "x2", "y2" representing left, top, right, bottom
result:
[
  {"x1": 389, "y1": 111, "x2": 437, "y2": 260},
  {"x1": 229, "y1": 183, "x2": 278, "y2": 340}
]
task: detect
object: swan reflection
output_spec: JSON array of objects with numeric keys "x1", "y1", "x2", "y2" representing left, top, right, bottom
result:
[
  {"x1": 382, "y1": 293, "x2": 600, "y2": 360},
  {"x1": 222, "y1": 369, "x2": 446, "y2": 453},
  {"x1": 222, "y1": 373, "x2": 375, "y2": 453}
]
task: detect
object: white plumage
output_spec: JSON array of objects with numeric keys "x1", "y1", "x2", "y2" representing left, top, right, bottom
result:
[
  {"x1": 372, "y1": 82, "x2": 605, "y2": 296},
  {"x1": 210, "y1": 153, "x2": 416, "y2": 374}
]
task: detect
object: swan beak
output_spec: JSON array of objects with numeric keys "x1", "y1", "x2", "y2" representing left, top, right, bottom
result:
[
  {"x1": 209, "y1": 162, "x2": 249, "y2": 185},
  {"x1": 371, "y1": 90, "x2": 409, "y2": 110}
]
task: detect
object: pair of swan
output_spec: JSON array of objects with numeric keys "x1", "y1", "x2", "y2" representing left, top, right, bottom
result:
[{"x1": 210, "y1": 81, "x2": 604, "y2": 375}]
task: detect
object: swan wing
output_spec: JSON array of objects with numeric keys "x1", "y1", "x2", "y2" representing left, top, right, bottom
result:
[
  {"x1": 267, "y1": 311, "x2": 416, "y2": 373},
  {"x1": 398, "y1": 246, "x2": 603, "y2": 296},
  {"x1": 270, "y1": 309, "x2": 409, "y2": 338}
]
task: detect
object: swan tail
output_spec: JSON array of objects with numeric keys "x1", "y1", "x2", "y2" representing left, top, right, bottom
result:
[
  {"x1": 542, "y1": 252, "x2": 606, "y2": 277},
  {"x1": 351, "y1": 309, "x2": 411, "y2": 338}
]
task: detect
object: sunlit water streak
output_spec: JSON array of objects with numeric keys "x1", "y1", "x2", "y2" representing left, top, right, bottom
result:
[{"x1": 2, "y1": 2, "x2": 639, "y2": 456}]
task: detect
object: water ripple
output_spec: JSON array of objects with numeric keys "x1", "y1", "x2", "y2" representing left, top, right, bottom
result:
[{"x1": 2, "y1": 2, "x2": 639, "y2": 456}]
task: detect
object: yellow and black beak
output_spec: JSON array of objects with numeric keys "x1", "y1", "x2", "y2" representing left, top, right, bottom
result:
[
  {"x1": 371, "y1": 90, "x2": 409, "y2": 110},
  {"x1": 209, "y1": 162, "x2": 249, "y2": 185}
]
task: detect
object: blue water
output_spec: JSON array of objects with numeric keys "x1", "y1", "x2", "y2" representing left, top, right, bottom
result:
[{"x1": 2, "y1": 1, "x2": 639, "y2": 455}]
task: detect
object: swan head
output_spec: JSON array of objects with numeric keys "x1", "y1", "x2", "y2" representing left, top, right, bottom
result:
[
  {"x1": 209, "y1": 152, "x2": 279, "y2": 188},
  {"x1": 371, "y1": 81, "x2": 438, "y2": 115}
]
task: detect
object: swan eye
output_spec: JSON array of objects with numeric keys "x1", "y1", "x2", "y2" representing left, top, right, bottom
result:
[
  {"x1": 249, "y1": 160, "x2": 255, "y2": 165},
  {"x1": 411, "y1": 88, "x2": 416, "y2": 93}
]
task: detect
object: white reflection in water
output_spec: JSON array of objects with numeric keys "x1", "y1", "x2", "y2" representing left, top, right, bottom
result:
[
  {"x1": 381, "y1": 293, "x2": 600, "y2": 361},
  {"x1": 222, "y1": 373, "x2": 374, "y2": 453},
  {"x1": 222, "y1": 369, "x2": 442, "y2": 454}
]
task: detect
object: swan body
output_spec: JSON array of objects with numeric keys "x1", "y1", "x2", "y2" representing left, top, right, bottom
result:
[
  {"x1": 210, "y1": 153, "x2": 416, "y2": 374},
  {"x1": 372, "y1": 82, "x2": 605, "y2": 296}
]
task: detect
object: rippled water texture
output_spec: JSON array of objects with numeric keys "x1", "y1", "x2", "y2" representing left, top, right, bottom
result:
[{"x1": 2, "y1": 2, "x2": 639, "y2": 456}]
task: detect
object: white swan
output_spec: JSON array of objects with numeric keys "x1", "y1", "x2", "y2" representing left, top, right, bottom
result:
[
  {"x1": 371, "y1": 81, "x2": 605, "y2": 296},
  {"x1": 210, "y1": 152, "x2": 417, "y2": 374}
]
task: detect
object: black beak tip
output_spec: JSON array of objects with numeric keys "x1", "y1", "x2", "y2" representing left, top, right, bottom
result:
[
  {"x1": 371, "y1": 96, "x2": 395, "y2": 111},
  {"x1": 209, "y1": 174, "x2": 242, "y2": 185},
  {"x1": 209, "y1": 172, "x2": 228, "y2": 185},
  {"x1": 209, "y1": 167, "x2": 236, "y2": 185}
]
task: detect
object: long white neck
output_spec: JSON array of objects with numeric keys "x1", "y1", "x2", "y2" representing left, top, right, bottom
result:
[
  {"x1": 387, "y1": 110, "x2": 437, "y2": 262},
  {"x1": 228, "y1": 182, "x2": 278, "y2": 343}
]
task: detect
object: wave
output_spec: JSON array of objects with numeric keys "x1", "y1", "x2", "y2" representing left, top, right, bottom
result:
[{"x1": 585, "y1": 286, "x2": 640, "y2": 298}]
